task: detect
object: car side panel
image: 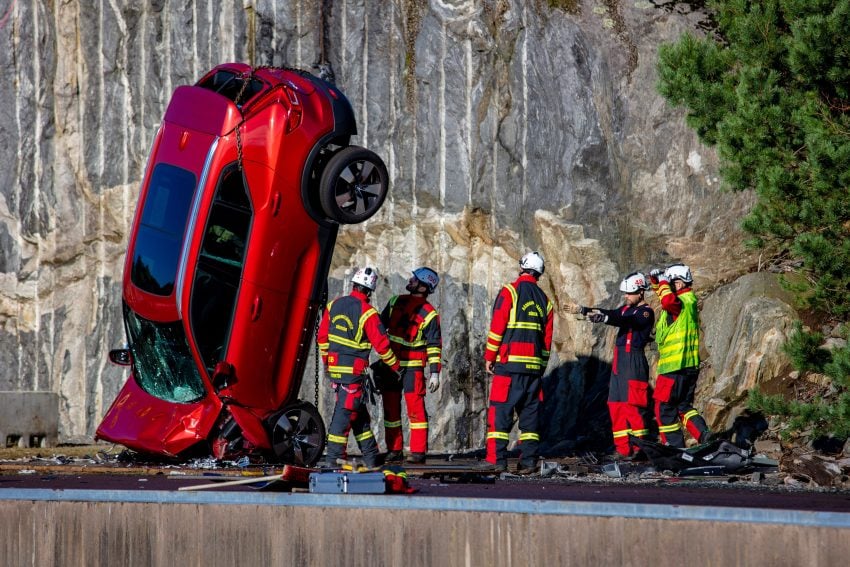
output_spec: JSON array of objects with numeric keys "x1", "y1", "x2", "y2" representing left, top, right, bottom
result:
[
  {"x1": 221, "y1": 279, "x2": 289, "y2": 409},
  {"x1": 225, "y1": 97, "x2": 333, "y2": 409}
]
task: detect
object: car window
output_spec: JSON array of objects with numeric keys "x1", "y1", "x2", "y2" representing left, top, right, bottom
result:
[
  {"x1": 124, "y1": 304, "x2": 206, "y2": 403},
  {"x1": 131, "y1": 164, "x2": 197, "y2": 296},
  {"x1": 191, "y1": 165, "x2": 253, "y2": 371},
  {"x1": 197, "y1": 70, "x2": 265, "y2": 105}
]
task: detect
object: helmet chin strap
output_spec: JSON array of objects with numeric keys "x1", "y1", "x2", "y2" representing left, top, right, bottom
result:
[{"x1": 407, "y1": 280, "x2": 427, "y2": 295}]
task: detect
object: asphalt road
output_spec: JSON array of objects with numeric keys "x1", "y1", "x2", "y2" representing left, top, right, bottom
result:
[{"x1": 2, "y1": 470, "x2": 850, "y2": 513}]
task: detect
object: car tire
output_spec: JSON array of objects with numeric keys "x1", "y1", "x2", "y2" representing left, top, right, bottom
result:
[
  {"x1": 270, "y1": 401, "x2": 327, "y2": 466},
  {"x1": 319, "y1": 145, "x2": 389, "y2": 224}
]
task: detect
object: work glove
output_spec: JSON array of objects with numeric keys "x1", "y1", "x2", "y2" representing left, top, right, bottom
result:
[
  {"x1": 564, "y1": 303, "x2": 591, "y2": 316},
  {"x1": 588, "y1": 313, "x2": 608, "y2": 323},
  {"x1": 428, "y1": 372, "x2": 440, "y2": 393}
]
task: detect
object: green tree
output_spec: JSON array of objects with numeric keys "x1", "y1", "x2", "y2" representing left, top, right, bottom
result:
[{"x1": 657, "y1": 0, "x2": 850, "y2": 437}]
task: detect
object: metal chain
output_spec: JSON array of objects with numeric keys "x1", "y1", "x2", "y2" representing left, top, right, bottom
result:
[
  {"x1": 314, "y1": 311, "x2": 321, "y2": 410},
  {"x1": 232, "y1": 64, "x2": 325, "y2": 410},
  {"x1": 232, "y1": 65, "x2": 311, "y2": 171}
]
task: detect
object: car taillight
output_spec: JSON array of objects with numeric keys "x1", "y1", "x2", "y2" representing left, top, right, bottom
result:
[
  {"x1": 286, "y1": 107, "x2": 302, "y2": 133},
  {"x1": 285, "y1": 86, "x2": 302, "y2": 133}
]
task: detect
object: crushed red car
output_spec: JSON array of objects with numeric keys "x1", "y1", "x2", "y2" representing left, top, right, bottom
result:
[{"x1": 96, "y1": 63, "x2": 389, "y2": 465}]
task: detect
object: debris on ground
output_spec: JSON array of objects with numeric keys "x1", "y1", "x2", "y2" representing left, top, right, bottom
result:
[{"x1": 779, "y1": 447, "x2": 850, "y2": 488}]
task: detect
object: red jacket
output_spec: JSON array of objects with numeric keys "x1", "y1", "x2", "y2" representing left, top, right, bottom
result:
[
  {"x1": 317, "y1": 289, "x2": 399, "y2": 383},
  {"x1": 485, "y1": 274, "x2": 553, "y2": 375},
  {"x1": 381, "y1": 294, "x2": 442, "y2": 374},
  {"x1": 651, "y1": 276, "x2": 691, "y2": 323}
]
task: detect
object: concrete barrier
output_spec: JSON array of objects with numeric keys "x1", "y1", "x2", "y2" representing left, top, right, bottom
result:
[
  {"x1": 0, "y1": 392, "x2": 59, "y2": 447},
  {"x1": 1, "y1": 489, "x2": 848, "y2": 566}
]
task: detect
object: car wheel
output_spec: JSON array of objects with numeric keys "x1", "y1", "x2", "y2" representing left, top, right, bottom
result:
[
  {"x1": 270, "y1": 401, "x2": 326, "y2": 466},
  {"x1": 319, "y1": 145, "x2": 388, "y2": 223}
]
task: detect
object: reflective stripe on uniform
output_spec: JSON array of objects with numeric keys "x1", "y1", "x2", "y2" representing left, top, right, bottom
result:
[
  {"x1": 487, "y1": 431, "x2": 510, "y2": 441},
  {"x1": 519, "y1": 432, "x2": 539, "y2": 442},
  {"x1": 508, "y1": 322, "x2": 542, "y2": 331},
  {"x1": 384, "y1": 419, "x2": 402, "y2": 428},
  {"x1": 355, "y1": 430, "x2": 374, "y2": 442},
  {"x1": 410, "y1": 421, "x2": 429, "y2": 430},
  {"x1": 380, "y1": 350, "x2": 398, "y2": 366},
  {"x1": 506, "y1": 355, "x2": 543, "y2": 365},
  {"x1": 682, "y1": 409, "x2": 701, "y2": 425},
  {"x1": 327, "y1": 434, "x2": 348, "y2": 444},
  {"x1": 612, "y1": 428, "x2": 631, "y2": 439},
  {"x1": 388, "y1": 334, "x2": 428, "y2": 348},
  {"x1": 328, "y1": 335, "x2": 371, "y2": 349},
  {"x1": 658, "y1": 423, "x2": 682, "y2": 433}
]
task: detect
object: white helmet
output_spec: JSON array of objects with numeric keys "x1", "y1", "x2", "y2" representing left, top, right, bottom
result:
[
  {"x1": 351, "y1": 266, "x2": 379, "y2": 291},
  {"x1": 520, "y1": 251, "x2": 545, "y2": 275},
  {"x1": 412, "y1": 267, "x2": 439, "y2": 293},
  {"x1": 620, "y1": 272, "x2": 649, "y2": 293},
  {"x1": 665, "y1": 263, "x2": 692, "y2": 284}
]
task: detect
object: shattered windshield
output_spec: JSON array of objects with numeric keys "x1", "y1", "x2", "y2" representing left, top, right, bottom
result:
[{"x1": 124, "y1": 303, "x2": 207, "y2": 403}]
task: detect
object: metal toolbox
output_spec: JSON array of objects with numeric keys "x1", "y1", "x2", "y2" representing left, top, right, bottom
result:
[{"x1": 309, "y1": 472, "x2": 386, "y2": 494}]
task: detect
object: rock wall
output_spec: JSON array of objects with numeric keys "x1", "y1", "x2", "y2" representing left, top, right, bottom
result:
[{"x1": 0, "y1": 0, "x2": 795, "y2": 450}]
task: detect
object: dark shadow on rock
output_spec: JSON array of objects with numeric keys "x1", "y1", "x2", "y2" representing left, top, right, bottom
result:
[{"x1": 538, "y1": 355, "x2": 613, "y2": 457}]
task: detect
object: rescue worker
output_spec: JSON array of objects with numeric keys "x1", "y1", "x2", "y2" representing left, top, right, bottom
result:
[
  {"x1": 317, "y1": 266, "x2": 400, "y2": 469},
  {"x1": 380, "y1": 267, "x2": 443, "y2": 465},
  {"x1": 566, "y1": 272, "x2": 655, "y2": 459},
  {"x1": 648, "y1": 263, "x2": 711, "y2": 448},
  {"x1": 483, "y1": 252, "x2": 554, "y2": 474}
]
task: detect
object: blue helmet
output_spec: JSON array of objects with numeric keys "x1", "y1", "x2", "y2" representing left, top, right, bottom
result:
[{"x1": 412, "y1": 267, "x2": 439, "y2": 293}]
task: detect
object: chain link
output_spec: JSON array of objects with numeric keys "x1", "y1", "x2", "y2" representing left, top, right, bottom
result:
[
  {"x1": 314, "y1": 288, "x2": 328, "y2": 410},
  {"x1": 314, "y1": 307, "x2": 321, "y2": 409},
  {"x1": 232, "y1": 65, "x2": 310, "y2": 172}
]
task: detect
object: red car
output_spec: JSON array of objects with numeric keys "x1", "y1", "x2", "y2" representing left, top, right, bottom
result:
[{"x1": 96, "y1": 63, "x2": 388, "y2": 465}]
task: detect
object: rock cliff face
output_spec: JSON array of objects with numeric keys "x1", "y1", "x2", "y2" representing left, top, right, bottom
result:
[{"x1": 0, "y1": 0, "x2": 795, "y2": 450}]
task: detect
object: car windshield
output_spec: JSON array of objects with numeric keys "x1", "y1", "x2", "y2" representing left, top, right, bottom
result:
[
  {"x1": 124, "y1": 303, "x2": 207, "y2": 403},
  {"x1": 131, "y1": 163, "x2": 197, "y2": 296}
]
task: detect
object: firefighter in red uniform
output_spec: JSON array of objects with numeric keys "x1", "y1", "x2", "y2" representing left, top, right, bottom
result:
[
  {"x1": 567, "y1": 272, "x2": 655, "y2": 459},
  {"x1": 649, "y1": 263, "x2": 711, "y2": 447},
  {"x1": 317, "y1": 266, "x2": 400, "y2": 469},
  {"x1": 379, "y1": 267, "x2": 442, "y2": 465},
  {"x1": 483, "y1": 252, "x2": 554, "y2": 474}
]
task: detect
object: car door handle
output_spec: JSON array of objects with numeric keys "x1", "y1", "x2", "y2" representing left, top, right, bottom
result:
[
  {"x1": 271, "y1": 192, "x2": 281, "y2": 216},
  {"x1": 251, "y1": 296, "x2": 263, "y2": 321}
]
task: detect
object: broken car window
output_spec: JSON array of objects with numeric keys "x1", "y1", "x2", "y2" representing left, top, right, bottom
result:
[{"x1": 125, "y1": 303, "x2": 206, "y2": 403}]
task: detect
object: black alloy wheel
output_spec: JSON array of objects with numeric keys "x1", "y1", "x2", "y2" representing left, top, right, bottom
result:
[
  {"x1": 319, "y1": 145, "x2": 389, "y2": 224},
  {"x1": 270, "y1": 401, "x2": 326, "y2": 466}
]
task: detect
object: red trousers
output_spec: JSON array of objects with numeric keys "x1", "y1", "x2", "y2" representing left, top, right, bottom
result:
[
  {"x1": 608, "y1": 401, "x2": 648, "y2": 456},
  {"x1": 382, "y1": 369, "x2": 429, "y2": 453}
]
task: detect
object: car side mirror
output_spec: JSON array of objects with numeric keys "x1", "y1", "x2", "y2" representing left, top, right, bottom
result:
[
  {"x1": 108, "y1": 349, "x2": 132, "y2": 366},
  {"x1": 212, "y1": 361, "x2": 235, "y2": 391}
]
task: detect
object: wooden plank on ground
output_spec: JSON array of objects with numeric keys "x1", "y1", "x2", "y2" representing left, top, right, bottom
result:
[{"x1": 177, "y1": 474, "x2": 285, "y2": 491}]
